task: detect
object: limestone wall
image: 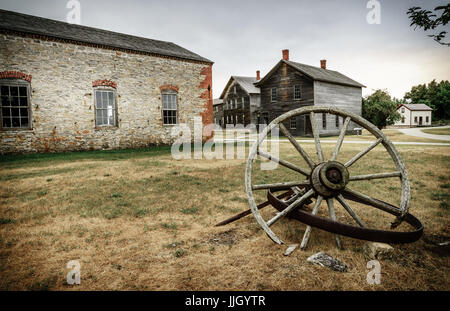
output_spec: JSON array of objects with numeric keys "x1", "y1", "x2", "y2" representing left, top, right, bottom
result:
[{"x1": 0, "y1": 33, "x2": 213, "y2": 154}]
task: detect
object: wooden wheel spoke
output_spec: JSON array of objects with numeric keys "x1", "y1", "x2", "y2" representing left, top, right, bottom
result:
[
  {"x1": 252, "y1": 181, "x2": 310, "y2": 191},
  {"x1": 336, "y1": 194, "x2": 367, "y2": 227},
  {"x1": 310, "y1": 112, "x2": 324, "y2": 163},
  {"x1": 267, "y1": 189, "x2": 314, "y2": 227},
  {"x1": 300, "y1": 195, "x2": 323, "y2": 250},
  {"x1": 326, "y1": 198, "x2": 342, "y2": 249},
  {"x1": 349, "y1": 171, "x2": 401, "y2": 181},
  {"x1": 345, "y1": 138, "x2": 382, "y2": 168},
  {"x1": 279, "y1": 123, "x2": 316, "y2": 169},
  {"x1": 258, "y1": 149, "x2": 310, "y2": 176},
  {"x1": 342, "y1": 188, "x2": 402, "y2": 216},
  {"x1": 331, "y1": 117, "x2": 351, "y2": 161}
]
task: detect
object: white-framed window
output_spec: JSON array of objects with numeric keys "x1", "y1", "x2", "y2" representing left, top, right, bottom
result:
[
  {"x1": 322, "y1": 113, "x2": 327, "y2": 129},
  {"x1": 294, "y1": 85, "x2": 301, "y2": 100},
  {"x1": 95, "y1": 89, "x2": 117, "y2": 127},
  {"x1": 162, "y1": 90, "x2": 178, "y2": 125},
  {"x1": 271, "y1": 88, "x2": 277, "y2": 102},
  {"x1": 401, "y1": 116, "x2": 405, "y2": 124},
  {"x1": 335, "y1": 115, "x2": 340, "y2": 128},
  {"x1": 290, "y1": 117, "x2": 297, "y2": 130},
  {"x1": 401, "y1": 107, "x2": 405, "y2": 113},
  {"x1": 0, "y1": 80, "x2": 31, "y2": 129}
]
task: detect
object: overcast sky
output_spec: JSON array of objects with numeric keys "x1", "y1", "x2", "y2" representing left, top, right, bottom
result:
[{"x1": 0, "y1": 0, "x2": 449, "y2": 99}]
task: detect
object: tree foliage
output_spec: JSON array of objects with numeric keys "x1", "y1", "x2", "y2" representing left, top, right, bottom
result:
[
  {"x1": 407, "y1": 4, "x2": 450, "y2": 46},
  {"x1": 362, "y1": 90, "x2": 401, "y2": 129},
  {"x1": 404, "y1": 80, "x2": 450, "y2": 120}
]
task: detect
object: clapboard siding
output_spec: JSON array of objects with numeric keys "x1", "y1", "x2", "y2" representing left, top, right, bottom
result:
[
  {"x1": 314, "y1": 81, "x2": 362, "y2": 135},
  {"x1": 259, "y1": 63, "x2": 314, "y2": 136}
]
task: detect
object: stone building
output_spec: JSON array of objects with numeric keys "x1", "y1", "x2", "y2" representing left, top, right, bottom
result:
[
  {"x1": 394, "y1": 104, "x2": 432, "y2": 127},
  {"x1": 0, "y1": 10, "x2": 213, "y2": 154},
  {"x1": 255, "y1": 50, "x2": 364, "y2": 136}
]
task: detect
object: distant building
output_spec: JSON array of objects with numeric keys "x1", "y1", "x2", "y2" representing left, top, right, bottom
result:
[
  {"x1": 213, "y1": 99, "x2": 224, "y2": 127},
  {"x1": 219, "y1": 73, "x2": 261, "y2": 127},
  {"x1": 394, "y1": 104, "x2": 432, "y2": 127},
  {"x1": 254, "y1": 49, "x2": 365, "y2": 136}
]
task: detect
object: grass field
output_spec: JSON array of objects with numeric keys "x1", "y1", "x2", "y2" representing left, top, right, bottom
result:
[
  {"x1": 0, "y1": 134, "x2": 449, "y2": 290},
  {"x1": 421, "y1": 128, "x2": 450, "y2": 136}
]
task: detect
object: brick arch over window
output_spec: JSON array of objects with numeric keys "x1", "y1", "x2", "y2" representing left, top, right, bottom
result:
[
  {"x1": 159, "y1": 84, "x2": 179, "y2": 92},
  {"x1": 0, "y1": 71, "x2": 32, "y2": 82},
  {"x1": 92, "y1": 79, "x2": 117, "y2": 89}
]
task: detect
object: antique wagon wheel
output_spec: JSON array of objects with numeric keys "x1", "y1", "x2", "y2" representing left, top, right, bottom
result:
[{"x1": 245, "y1": 106, "x2": 423, "y2": 247}]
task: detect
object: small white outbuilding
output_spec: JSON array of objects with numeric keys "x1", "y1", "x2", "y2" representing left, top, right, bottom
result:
[{"x1": 394, "y1": 104, "x2": 433, "y2": 127}]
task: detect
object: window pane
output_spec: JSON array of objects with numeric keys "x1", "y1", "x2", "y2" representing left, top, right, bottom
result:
[
  {"x1": 12, "y1": 118, "x2": 20, "y2": 127},
  {"x1": 1, "y1": 96, "x2": 9, "y2": 106},
  {"x1": 162, "y1": 95, "x2": 168, "y2": 109},
  {"x1": 11, "y1": 96, "x2": 19, "y2": 106},
  {"x1": 2, "y1": 108, "x2": 10, "y2": 117},
  {"x1": 10, "y1": 87, "x2": 18, "y2": 97},
  {"x1": 108, "y1": 92, "x2": 114, "y2": 107},
  {"x1": 96, "y1": 91, "x2": 103, "y2": 109},
  {"x1": 19, "y1": 87, "x2": 27, "y2": 97},
  {"x1": 1, "y1": 85, "x2": 8, "y2": 96},
  {"x1": 96, "y1": 110, "x2": 103, "y2": 126},
  {"x1": 21, "y1": 117, "x2": 29, "y2": 128},
  {"x1": 11, "y1": 108, "x2": 20, "y2": 117},
  {"x1": 3, "y1": 117, "x2": 11, "y2": 127},
  {"x1": 20, "y1": 108, "x2": 28, "y2": 117},
  {"x1": 19, "y1": 97, "x2": 28, "y2": 107}
]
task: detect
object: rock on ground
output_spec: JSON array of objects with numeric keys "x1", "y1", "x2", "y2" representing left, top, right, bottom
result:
[
  {"x1": 363, "y1": 242, "x2": 394, "y2": 260},
  {"x1": 307, "y1": 252, "x2": 348, "y2": 272}
]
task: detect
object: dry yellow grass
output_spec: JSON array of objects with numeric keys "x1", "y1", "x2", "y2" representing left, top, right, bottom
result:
[{"x1": 0, "y1": 140, "x2": 449, "y2": 291}]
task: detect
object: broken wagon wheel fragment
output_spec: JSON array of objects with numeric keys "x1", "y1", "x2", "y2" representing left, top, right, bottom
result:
[{"x1": 245, "y1": 106, "x2": 423, "y2": 246}]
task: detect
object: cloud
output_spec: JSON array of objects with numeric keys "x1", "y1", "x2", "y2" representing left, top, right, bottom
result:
[{"x1": 0, "y1": 0, "x2": 448, "y2": 99}]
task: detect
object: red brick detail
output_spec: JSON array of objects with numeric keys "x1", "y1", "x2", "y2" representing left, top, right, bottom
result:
[
  {"x1": 159, "y1": 84, "x2": 179, "y2": 92},
  {"x1": 92, "y1": 79, "x2": 117, "y2": 89},
  {"x1": 256, "y1": 70, "x2": 261, "y2": 81},
  {"x1": 199, "y1": 64, "x2": 214, "y2": 141},
  {"x1": 0, "y1": 71, "x2": 32, "y2": 82},
  {"x1": 320, "y1": 59, "x2": 327, "y2": 69},
  {"x1": 282, "y1": 49, "x2": 289, "y2": 61}
]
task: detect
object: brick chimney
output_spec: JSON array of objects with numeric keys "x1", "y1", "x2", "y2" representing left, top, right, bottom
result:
[
  {"x1": 320, "y1": 59, "x2": 327, "y2": 69},
  {"x1": 282, "y1": 49, "x2": 289, "y2": 61},
  {"x1": 256, "y1": 70, "x2": 260, "y2": 81}
]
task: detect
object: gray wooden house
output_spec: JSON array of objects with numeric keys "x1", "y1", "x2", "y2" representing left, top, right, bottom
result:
[
  {"x1": 254, "y1": 50, "x2": 365, "y2": 136},
  {"x1": 219, "y1": 72, "x2": 261, "y2": 127},
  {"x1": 213, "y1": 98, "x2": 224, "y2": 127}
]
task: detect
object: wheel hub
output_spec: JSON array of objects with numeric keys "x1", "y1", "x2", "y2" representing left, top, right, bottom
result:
[{"x1": 311, "y1": 161, "x2": 349, "y2": 197}]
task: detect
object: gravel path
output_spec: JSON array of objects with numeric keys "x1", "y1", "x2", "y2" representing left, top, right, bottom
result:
[{"x1": 397, "y1": 126, "x2": 450, "y2": 141}]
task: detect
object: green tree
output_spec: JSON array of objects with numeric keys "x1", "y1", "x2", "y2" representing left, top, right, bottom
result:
[
  {"x1": 404, "y1": 80, "x2": 450, "y2": 120},
  {"x1": 407, "y1": 4, "x2": 450, "y2": 46},
  {"x1": 362, "y1": 90, "x2": 401, "y2": 129}
]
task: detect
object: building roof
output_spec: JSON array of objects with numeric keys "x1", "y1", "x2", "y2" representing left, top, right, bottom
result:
[
  {"x1": 399, "y1": 104, "x2": 433, "y2": 111},
  {"x1": 213, "y1": 99, "x2": 223, "y2": 106},
  {"x1": 255, "y1": 60, "x2": 365, "y2": 88},
  {"x1": 219, "y1": 76, "x2": 260, "y2": 99},
  {"x1": 0, "y1": 9, "x2": 212, "y2": 64}
]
